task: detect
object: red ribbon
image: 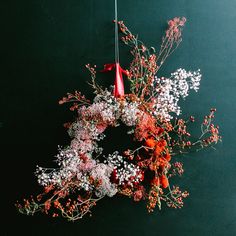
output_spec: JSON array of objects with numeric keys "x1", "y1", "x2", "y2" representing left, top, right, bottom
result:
[{"x1": 101, "y1": 63, "x2": 128, "y2": 97}]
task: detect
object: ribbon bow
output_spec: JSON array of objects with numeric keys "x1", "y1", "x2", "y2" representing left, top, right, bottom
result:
[{"x1": 101, "y1": 63, "x2": 129, "y2": 97}]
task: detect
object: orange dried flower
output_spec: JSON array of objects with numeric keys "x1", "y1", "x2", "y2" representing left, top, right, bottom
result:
[
  {"x1": 44, "y1": 200, "x2": 51, "y2": 212},
  {"x1": 133, "y1": 190, "x2": 143, "y2": 202},
  {"x1": 157, "y1": 139, "x2": 167, "y2": 148},
  {"x1": 151, "y1": 177, "x2": 160, "y2": 186},
  {"x1": 164, "y1": 151, "x2": 171, "y2": 162},
  {"x1": 145, "y1": 138, "x2": 156, "y2": 148},
  {"x1": 149, "y1": 162, "x2": 157, "y2": 171},
  {"x1": 158, "y1": 157, "x2": 168, "y2": 168},
  {"x1": 154, "y1": 146, "x2": 162, "y2": 156},
  {"x1": 160, "y1": 175, "x2": 169, "y2": 188}
]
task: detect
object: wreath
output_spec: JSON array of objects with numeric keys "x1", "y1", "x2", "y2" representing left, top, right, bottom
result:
[{"x1": 16, "y1": 17, "x2": 221, "y2": 221}]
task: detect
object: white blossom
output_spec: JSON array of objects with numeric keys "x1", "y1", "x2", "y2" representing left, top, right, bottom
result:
[{"x1": 121, "y1": 101, "x2": 142, "y2": 126}]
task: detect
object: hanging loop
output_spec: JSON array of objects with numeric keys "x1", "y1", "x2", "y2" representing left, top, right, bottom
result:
[{"x1": 114, "y1": 0, "x2": 119, "y2": 63}]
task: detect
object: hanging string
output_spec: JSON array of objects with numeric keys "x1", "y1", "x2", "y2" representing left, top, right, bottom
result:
[
  {"x1": 102, "y1": 0, "x2": 127, "y2": 97},
  {"x1": 114, "y1": 0, "x2": 119, "y2": 63}
]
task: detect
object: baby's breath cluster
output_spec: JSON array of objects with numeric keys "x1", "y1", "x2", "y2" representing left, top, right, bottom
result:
[
  {"x1": 152, "y1": 69, "x2": 202, "y2": 120},
  {"x1": 105, "y1": 151, "x2": 143, "y2": 187}
]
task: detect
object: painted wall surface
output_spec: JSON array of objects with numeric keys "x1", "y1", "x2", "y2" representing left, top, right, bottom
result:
[{"x1": 1, "y1": 0, "x2": 236, "y2": 235}]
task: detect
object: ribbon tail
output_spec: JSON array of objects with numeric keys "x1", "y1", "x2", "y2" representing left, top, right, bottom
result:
[
  {"x1": 113, "y1": 63, "x2": 125, "y2": 97},
  {"x1": 120, "y1": 67, "x2": 129, "y2": 76}
]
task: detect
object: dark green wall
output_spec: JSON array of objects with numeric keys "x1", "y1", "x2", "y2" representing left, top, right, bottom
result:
[{"x1": 1, "y1": 0, "x2": 236, "y2": 235}]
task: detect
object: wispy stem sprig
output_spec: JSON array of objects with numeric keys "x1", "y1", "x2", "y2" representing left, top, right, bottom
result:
[
  {"x1": 16, "y1": 181, "x2": 105, "y2": 221},
  {"x1": 59, "y1": 91, "x2": 90, "y2": 111}
]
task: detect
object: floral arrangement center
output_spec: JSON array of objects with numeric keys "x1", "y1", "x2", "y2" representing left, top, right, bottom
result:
[{"x1": 16, "y1": 17, "x2": 221, "y2": 221}]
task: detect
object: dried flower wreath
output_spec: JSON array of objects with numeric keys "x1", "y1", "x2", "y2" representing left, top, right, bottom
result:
[{"x1": 16, "y1": 17, "x2": 221, "y2": 221}]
